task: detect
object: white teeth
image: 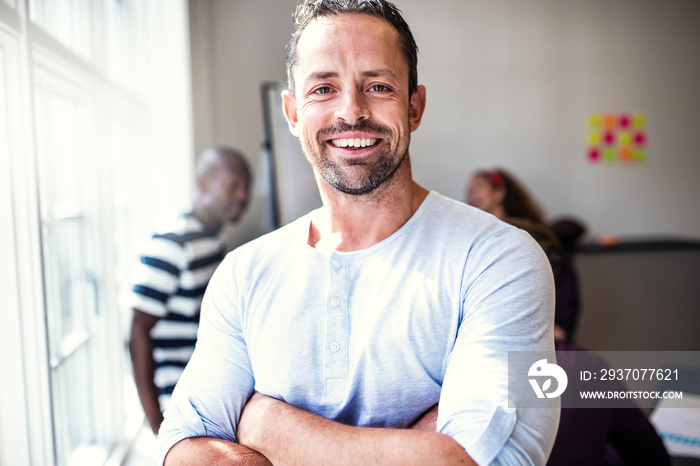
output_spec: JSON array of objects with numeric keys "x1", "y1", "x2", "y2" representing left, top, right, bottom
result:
[{"x1": 331, "y1": 138, "x2": 377, "y2": 148}]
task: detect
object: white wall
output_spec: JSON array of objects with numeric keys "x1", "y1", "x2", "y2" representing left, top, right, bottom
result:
[
  {"x1": 189, "y1": 0, "x2": 298, "y2": 246},
  {"x1": 190, "y1": 0, "x2": 700, "y2": 244}
]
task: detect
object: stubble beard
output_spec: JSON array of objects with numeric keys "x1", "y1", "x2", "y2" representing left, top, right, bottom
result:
[{"x1": 303, "y1": 120, "x2": 410, "y2": 196}]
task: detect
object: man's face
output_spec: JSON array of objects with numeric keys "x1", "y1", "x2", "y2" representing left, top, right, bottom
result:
[
  {"x1": 283, "y1": 13, "x2": 425, "y2": 195},
  {"x1": 203, "y1": 169, "x2": 250, "y2": 226}
]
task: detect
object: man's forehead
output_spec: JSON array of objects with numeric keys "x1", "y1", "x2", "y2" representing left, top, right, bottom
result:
[
  {"x1": 294, "y1": 13, "x2": 403, "y2": 79},
  {"x1": 299, "y1": 13, "x2": 396, "y2": 42}
]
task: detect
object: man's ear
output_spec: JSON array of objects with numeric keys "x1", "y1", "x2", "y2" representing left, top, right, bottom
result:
[
  {"x1": 282, "y1": 90, "x2": 300, "y2": 136},
  {"x1": 409, "y1": 85, "x2": 427, "y2": 132},
  {"x1": 195, "y1": 176, "x2": 209, "y2": 198}
]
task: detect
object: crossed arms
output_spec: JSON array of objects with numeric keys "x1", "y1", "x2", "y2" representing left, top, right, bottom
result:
[{"x1": 164, "y1": 394, "x2": 474, "y2": 465}]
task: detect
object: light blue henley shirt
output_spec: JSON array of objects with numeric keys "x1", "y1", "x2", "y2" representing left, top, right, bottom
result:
[{"x1": 159, "y1": 191, "x2": 559, "y2": 465}]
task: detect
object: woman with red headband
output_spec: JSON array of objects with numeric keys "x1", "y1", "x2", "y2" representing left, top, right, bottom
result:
[{"x1": 466, "y1": 168, "x2": 545, "y2": 224}]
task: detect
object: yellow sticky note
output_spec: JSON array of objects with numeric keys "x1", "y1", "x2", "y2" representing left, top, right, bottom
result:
[{"x1": 588, "y1": 131, "x2": 601, "y2": 145}]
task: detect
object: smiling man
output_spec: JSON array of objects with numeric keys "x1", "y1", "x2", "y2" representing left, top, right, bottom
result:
[{"x1": 159, "y1": 1, "x2": 558, "y2": 465}]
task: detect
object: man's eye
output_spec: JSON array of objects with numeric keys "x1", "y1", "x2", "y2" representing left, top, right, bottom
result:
[
  {"x1": 313, "y1": 86, "x2": 332, "y2": 95},
  {"x1": 369, "y1": 84, "x2": 390, "y2": 92}
]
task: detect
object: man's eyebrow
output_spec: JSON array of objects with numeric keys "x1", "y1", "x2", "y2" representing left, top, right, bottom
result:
[
  {"x1": 362, "y1": 69, "x2": 399, "y2": 81},
  {"x1": 306, "y1": 71, "x2": 339, "y2": 82},
  {"x1": 304, "y1": 69, "x2": 400, "y2": 82}
]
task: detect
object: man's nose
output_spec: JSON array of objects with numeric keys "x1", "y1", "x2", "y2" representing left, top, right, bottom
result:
[{"x1": 335, "y1": 88, "x2": 370, "y2": 125}]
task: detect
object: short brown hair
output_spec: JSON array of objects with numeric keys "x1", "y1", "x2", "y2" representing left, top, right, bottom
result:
[{"x1": 286, "y1": 0, "x2": 419, "y2": 96}]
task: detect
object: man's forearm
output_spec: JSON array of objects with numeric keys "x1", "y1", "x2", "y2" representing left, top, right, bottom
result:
[
  {"x1": 238, "y1": 394, "x2": 476, "y2": 466},
  {"x1": 164, "y1": 437, "x2": 272, "y2": 466},
  {"x1": 129, "y1": 325, "x2": 163, "y2": 434}
]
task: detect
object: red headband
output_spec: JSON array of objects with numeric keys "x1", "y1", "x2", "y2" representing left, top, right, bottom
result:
[{"x1": 486, "y1": 171, "x2": 505, "y2": 190}]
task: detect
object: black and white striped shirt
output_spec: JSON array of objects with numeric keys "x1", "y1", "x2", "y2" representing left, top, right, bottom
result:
[{"x1": 131, "y1": 213, "x2": 224, "y2": 408}]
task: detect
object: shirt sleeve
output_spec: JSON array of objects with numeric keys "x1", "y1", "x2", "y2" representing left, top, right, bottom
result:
[
  {"x1": 157, "y1": 253, "x2": 255, "y2": 464},
  {"x1": 437, "y1": 227, "x2": 560, "y2": 465}
]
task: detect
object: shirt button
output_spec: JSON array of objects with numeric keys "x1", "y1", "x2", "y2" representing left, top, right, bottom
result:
[
  {"x1": 330, "y1": 342, "x2": 340, "y2": 352},
  {"x1": 332, "y1": 259, "x2": 342, "y2": 269},
  {"x1": 330, "y1": 297, "x2": 340, "y2": 307}
]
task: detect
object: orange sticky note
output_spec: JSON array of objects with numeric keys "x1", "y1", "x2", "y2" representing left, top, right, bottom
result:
[
  {"x1": 603, "y1": 113, "x2": 617, "y2": 128},
  {"x1": 619, "y1": 146, "x2": 633, "y2": 162}
]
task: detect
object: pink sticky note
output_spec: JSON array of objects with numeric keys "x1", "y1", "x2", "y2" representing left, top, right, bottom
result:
[
  {"x1": 588, "y1": 148, "x2": 601, "y2": 163},
  {"x1": 603, "y1": 131, "x2": 615, "y2": 145},
  {"x1": 619, "y1": 114, "x2": 631, "y2": 128}
]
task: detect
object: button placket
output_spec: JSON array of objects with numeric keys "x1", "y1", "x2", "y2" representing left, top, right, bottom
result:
[{"x1": 324, "y1": 253, "x2": 348, "y2": 395}]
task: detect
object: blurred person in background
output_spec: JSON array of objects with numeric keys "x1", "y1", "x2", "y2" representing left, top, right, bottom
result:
[
  {"x1": 128, "y1": 146, "x2": 251, "y2": 434},
  {"x1": 466, "y1": 168, "x2": 545, "y2": 224}
]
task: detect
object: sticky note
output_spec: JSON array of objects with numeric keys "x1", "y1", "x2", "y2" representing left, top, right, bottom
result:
[
  {"x1": 603, "y1": 113, "x2": 617, "y2": 128},
  {"x1": 620, "y1": 146, "x2": 633, "y2": 162},
  {"x1": 603, "y1": 131, "x2": 615, "y2": 145},
  {"x1": 588, "y1": 148, "x2": 601, "y2": 163},
  {"x1": 619, "y1": 114, "x2": 631, "y2": 128},
  {"x1": 603, "y1": 148, "x2": 616, "y2": 163},
  {"x1": 634, "y1": 149, "x2": 647, "y2": 163}
]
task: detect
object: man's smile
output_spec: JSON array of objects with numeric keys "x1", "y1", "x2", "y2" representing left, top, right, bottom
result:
[
  {"x1": 331, "y1": 138, "x2": 379, "y2": 148},
  {"x1": 329, "y1": 137, "x2": 379, "y2": 149}
]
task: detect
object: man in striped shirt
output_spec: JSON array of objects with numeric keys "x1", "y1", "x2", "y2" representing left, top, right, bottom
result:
[{"x1": 129, "y1": 146, "x2": 251, "y2": 435}]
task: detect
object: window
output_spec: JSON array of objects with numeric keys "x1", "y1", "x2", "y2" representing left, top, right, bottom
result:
[
  {"x1": 29, "y1": 0, "x2": 92, "y2": 60},
  {"x1": 1, "y1": 1, "x2": 193, "y2": 464}
]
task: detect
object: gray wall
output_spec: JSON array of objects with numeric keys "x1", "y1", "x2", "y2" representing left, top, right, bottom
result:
[
  {"x1": 189, "y1": 0, "x2": 700, "y2": 246},
  {"x1": 575, "y1": 249, "x2": 700, "y2": 351}
]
